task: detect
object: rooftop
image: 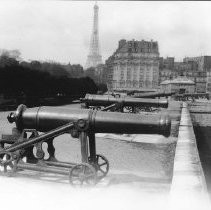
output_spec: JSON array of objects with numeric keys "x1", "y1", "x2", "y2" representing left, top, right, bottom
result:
[{"x1": 161, "y1": 76, "x2": 195, "y2": 85}]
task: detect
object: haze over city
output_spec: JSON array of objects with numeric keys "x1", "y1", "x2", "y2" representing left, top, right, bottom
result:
[{"x1": 0, "y1": 0, "x2": 211, "y2": 66}]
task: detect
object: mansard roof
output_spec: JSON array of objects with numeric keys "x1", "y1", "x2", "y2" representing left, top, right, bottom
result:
[
  {"x1": 160, "y1": 80, "x2": 171, "y2": 85},
  {"x1": 161, "y1": 76, "x2": 195, "y2": 85}
]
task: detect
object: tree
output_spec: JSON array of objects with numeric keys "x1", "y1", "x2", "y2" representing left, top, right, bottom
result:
[
  {"x1": 0, "y1": 54, "x2": 19, "y2": 67},
  {"x1": 65, "y1": 64, "x2": 84, "y2": 78},
  {"x1": 30, "y1": 60, "x2": 42, "y2": 70},
  {"x1": 85, "y1": 67, "x2": 96, "y2": 81},
  {"x1": 0, "y1": 49, "x2": 98, "y2": 107}
]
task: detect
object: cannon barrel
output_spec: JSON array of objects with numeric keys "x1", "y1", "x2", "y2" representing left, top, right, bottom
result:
[
  {"x1": 127, "y1": 90, "x2": 156, "y2": 96},
  {"x1": 81, "y1": 94, "x2": 168, "y2": 108},
  {"x1": 133, "y1": 91, "x2": 176, "y2": 98},
  {"x1": 8, "y1": 104, "x2": 171, "y2": 137},
  {"x1": 183, "y1": 93, "x2": 209, "y2": 97}
]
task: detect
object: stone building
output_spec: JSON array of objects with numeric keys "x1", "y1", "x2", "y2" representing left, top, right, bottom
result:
[
  {"x1": 160, "y1": 76, "x2": 195, "y2": 94},
  {"x1": 95, "y1": 64, "x2": 107, "y2": 84},
  {"x1": 159, "y1": 57, "x2": 177, "y2": 84},
  {"x1": 183, "y1": 56, "x2": 211, "y2": 93},
  {"x1": 105, "y1": 39, "x2": 160, "y2": 91},
  {"x1": 159, "y1": 57, "x2": 174, "y2": 70},
  {"x1": 159, "y1": 57, "x2": 206, "y2": 93}
]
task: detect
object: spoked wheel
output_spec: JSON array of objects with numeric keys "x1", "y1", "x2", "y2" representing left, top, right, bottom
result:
[
  {"x1": 150, "y1": 107, "x2": 159, "y2": 112},
  {"x1": 89, "y1": 154, "x2": 109, "y2": 180},
  {"x1": 95, "y1": 106, "x2": 102, "y2": 111},
  {"x1": 145, "y1": 107, "x2": 152, "y2": 112},
  {"x1": 0, "y1": 151, "x2": 17, "y2": 174},
  {"x1": 133, "y1": 107, "x2": 141, "y2": 114},
  {"x1": 92, "y1": 106, "x2": 101, "y2": 111},
  {"x1": 124, "y1": 106, "x2": 133, "y2": 113},
  {"x1": 137, "y1": 107, "x2": 147, "y2": 112},
  {"x1": 69, "y1": 163, "x2": 97, "y2": 186}
]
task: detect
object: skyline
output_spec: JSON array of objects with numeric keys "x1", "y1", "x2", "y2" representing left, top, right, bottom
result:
[{"x1": 0, "y1": 1, "x2": 211, "y2": 66}]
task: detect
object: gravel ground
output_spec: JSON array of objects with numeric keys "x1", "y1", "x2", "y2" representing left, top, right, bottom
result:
[{"x1": 0, "y1": 107, "x2": 176, "y2": 193}]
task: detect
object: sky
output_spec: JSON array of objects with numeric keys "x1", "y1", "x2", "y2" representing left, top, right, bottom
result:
[{"x1": 0, "y1": 0, "x2": 211, "y2": 67}]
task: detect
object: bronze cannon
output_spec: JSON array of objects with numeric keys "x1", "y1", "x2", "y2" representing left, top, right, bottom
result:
[
  {"x1": 7, "y1": 104, "x2": 170, "y2": 135},
  {"x1": 81, "y1": 94, "x2": 168, "y2": 112},
  {"x1": 0, "y1": 104, "x2": 171, "y2": 186}
]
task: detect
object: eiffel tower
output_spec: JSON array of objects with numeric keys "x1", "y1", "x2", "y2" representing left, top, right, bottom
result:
[{"x1": 85, "y1": 2, "x2": 102, "y2": 69}]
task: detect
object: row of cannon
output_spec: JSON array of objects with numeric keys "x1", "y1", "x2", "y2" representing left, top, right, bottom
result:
[
  {"x1": 0, "y1": 91, "x2": 181, "y2": 186},
  {"x1": 173, "y1": 93, "x2": 209, "y2": 101}
]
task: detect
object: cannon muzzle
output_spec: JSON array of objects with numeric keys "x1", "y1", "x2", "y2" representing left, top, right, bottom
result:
[
  {"x1": 8, "y1": 104, "x2": 171, "y2": 137},
  {"x1": 81, "y1": 94, "x2": 168, "y2": 108}
]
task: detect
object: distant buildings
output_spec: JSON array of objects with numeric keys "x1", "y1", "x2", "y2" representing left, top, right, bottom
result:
[
  {"x1": 159, "y1": 56, "x2": 211, "y2": 93},
  {"x1": 159, "y1": 57, "x2": 198, "y2": 84},
  {"x1": 105, "y1": 39, "x2": 160, "y2": 91},
  {"x1": 159, "y1": 57, "x2": 177, "y2": 83},
  {"x1": 104, "y1": 37, "x2": 211, "y2": 94},
  {"x1": 160, "y1": 76, "x2": 195, "y2": 94},
  {"x1": 183, "y1": 56, "x2": 211, "y2": 93}
]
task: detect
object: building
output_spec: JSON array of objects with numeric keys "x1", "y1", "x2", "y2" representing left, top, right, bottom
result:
[
  {"x1": 160, "y1": 76, "x2": 195, "y2": 94},
  {"x1": 159, "y1": 57, "x2": 175, "y2": 70},
  {"x1": 159, "y1": 57, "x2": 206, "y2": 93},
  {"x1": 159, "y1": 57, "x2": 178, "y2": 84},
  {"x1": 183, "y1": 56, "x2": 211, "y2": 93},
  {"x1": 106, "y1": 39, "x2": 160, "y2": 91},
  {"x1": 159, "y1": 57, "x2": 175, "y2": 85},
  {"x1": 95, "y1": 64, "x2": 107, "y2": 84}
]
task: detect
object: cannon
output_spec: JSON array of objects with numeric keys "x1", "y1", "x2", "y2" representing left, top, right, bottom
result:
[
  {"x1": 81, "y1": 94, "x2": 168, "y2": 113},
  {"x1": 0, "y1": 104, "x2": 171, "y2": 186},
  {"x1": 132, "y1": 91, "x2": 176, "y2": 99},
  {"x1": 127, "y1": 90, "x2": 156, "y2": 96}
]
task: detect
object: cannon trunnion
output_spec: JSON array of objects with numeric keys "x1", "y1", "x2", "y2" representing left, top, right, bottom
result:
[{"x1": 0, "y1": 104, "x2": 171, "y2": 186}]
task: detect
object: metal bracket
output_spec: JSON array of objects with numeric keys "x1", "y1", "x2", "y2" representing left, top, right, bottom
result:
[{"x1": 73, "y1": 119, "x2": 89, "y2": 132}]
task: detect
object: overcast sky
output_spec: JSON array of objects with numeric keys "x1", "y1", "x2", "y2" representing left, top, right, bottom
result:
[{"x1": 0, "y1": 0, "x2": 211, "y2": 66}]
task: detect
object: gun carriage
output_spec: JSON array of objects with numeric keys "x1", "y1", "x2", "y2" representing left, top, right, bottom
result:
[
  {"x1": 0, "y1": 104, "x2": 171, "y2": 186},
  {"x1": 81, "y1": 94, "x2": 168, "y2": 113},
  {"x1": 174, "y1": 93, "x2": 209, "y2": 101}
]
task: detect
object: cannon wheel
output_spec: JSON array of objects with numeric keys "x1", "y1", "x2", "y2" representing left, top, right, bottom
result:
[
  {"x1": 69, "y1": 163, "x2": 97, "y2": 186},
  {"x1": 0, "y1": 151, "x2": 17, "y2": 174},
  {"x1": 95, "y1": 106, "x2": 102, "y2": 111},
  {"x1": 124, "y1": 106, "x2": 133, "y2": 113},
  {"x1": 89, "y1": 155, "x2": 109, "y2": 180},
  {"x1": 89, "y1": 154, "x2": 109, "y2": 180}
]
